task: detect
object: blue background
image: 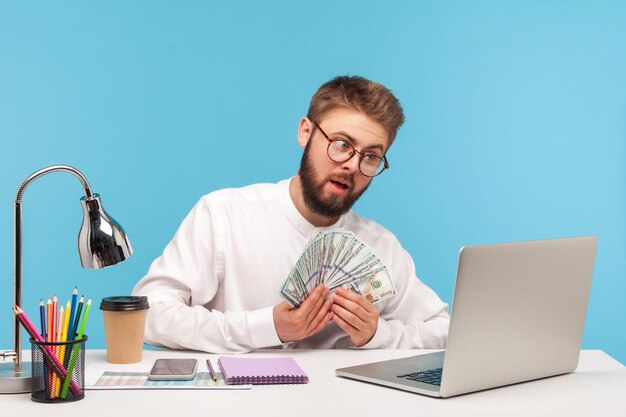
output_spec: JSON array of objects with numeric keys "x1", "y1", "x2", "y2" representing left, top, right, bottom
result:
[{"x1": 1, "y1": 1, "x2": 624, "y2": 364}]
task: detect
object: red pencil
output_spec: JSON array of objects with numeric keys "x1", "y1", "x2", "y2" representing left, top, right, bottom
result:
[
  {"x1": 13, "y1": 306, "x2": 82, "y2": 397},
  {"x1": 45, "y1": 297, "x2": 53, "y2": 397},
  {"x1": 52, "y1": 295, "x2": 57, "y2": 343}
]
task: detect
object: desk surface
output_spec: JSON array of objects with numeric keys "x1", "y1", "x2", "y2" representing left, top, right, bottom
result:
[{"x1": 1, "y1": 349, "x2": 625, "y2": 416}]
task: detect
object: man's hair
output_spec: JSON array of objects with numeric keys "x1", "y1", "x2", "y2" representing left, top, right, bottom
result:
[{"x1": 307, "y1": 75, "x2": 405, "y2": 143}]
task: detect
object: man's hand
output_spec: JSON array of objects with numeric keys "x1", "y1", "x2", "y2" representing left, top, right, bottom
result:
[
  {"x1": 331, "y1": 287, "x2": 380, "y2": 347},
  {"x1": 273, "y1": 284, "x2": 333, "y2": 343}
]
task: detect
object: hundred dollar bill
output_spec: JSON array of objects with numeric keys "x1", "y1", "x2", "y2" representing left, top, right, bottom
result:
[
  {"x1": 280, "y1": 230, "x2": 397, "y2": 306},
  {"x1": 343, "y1": 265, "x2": 396, "y2": 304}
]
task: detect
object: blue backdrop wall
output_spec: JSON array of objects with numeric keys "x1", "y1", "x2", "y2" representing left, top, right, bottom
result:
[{"x1": 1, "y1": 1, "x2": 625, "y2": 364}]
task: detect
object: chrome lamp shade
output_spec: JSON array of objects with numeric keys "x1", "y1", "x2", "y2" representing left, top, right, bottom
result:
[
  {"x1": 79, "y1": 194, "x2": 132, "y2": 269},
  {"x1": 0, "y1": 165, "x2": 132, "y2": 394}
]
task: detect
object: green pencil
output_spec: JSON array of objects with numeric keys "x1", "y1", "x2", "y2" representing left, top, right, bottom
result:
[
  {"x1": 69, "y1": 296, "x2": 84, "y2": 341},
  {"x1": 77, "y1": 298, "x2": 91, "y2": 339},
  {"x1": 60, "y1": 298, "x2": 91, "y2": 399},
  {"x1": 63, "y1": 295, "x2": 84, "y2": 369}
]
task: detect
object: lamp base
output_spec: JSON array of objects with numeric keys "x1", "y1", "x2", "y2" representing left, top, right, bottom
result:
[{"x1": 0, "y1": 361, "x2": 32, "y2": 393}]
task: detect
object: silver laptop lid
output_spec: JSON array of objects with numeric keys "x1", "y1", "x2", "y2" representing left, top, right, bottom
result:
[{"x1": 440, "y1": 236, "x2": 597, "y2": 397}]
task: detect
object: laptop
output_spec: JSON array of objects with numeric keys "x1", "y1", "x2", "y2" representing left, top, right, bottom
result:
[{"x1": 336, "y1": 236, "x2": 598, "y2": 398}]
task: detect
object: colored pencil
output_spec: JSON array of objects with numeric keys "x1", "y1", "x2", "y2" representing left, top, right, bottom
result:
[
  {"x1": 39, "y1": 300, "x2": 46, "y2": 340},
  {"x1": 39, "y1": 300, "x2": 49, "y2": 396},
  {"x1": 54, "y1": 306, "x2": 65, "y2": 397},
  {"x1": 52, "y1": 295, "x2": 57, "y2": 342},
  {"x1": 62, "y1": 299, "x2": 74, "y2": 369},
  {"x1": 46, "y1": 297, "x2": 53, "y2": 397},
  {"x1": 69, "y1": 296, "x2": 84, "y2": 341},
  {"x1": 50, "y1": 296, "x2": 59, "y2": 396},
  {"x1": 13, "y1": 306, "x2": 82, "y2": 397},
  {"x1": 57, "y1": 306, "x2": 65, "y2": 345},
  {"x1": 67, "y1": 287, "x2": 78, "y2": 339},
  {"x1": 77, "y1": 298, "x2": 91, "y2": 339},
  {"x1": 60, "y1": 298, "x2": 91, "y2": 399},
  {"x1": 46, "y1": 298, "x2": 52, "y2": 342},
  {"x1": 63, "y1": 300, "x2": 71, "y2": 339},
  {"x1": 61, "y1": 302, "x2": 71, "y2": 361}
]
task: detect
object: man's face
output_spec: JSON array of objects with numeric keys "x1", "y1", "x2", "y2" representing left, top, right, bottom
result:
[{"x1": 298, "y1": 107, "x2": 390, "y2": 218}]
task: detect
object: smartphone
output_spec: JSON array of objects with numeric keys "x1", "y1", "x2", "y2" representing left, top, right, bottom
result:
[{"x1": 148, "y1": 358, "x2": 198, "y2": 381}]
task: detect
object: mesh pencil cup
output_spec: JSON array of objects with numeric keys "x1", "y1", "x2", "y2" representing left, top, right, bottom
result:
[{"x1": 30, "y1": 336, "x2": 87, "y2": 403}]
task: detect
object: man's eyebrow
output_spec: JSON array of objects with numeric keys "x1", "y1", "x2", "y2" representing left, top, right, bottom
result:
[{"x1": 332, "y1": 130, "x2": 386, "y2": 152}]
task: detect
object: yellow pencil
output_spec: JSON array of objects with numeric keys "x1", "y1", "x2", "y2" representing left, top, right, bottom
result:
[
  {"x1": 60, "y1": 301, "x2": 71, "y2": 359},
  {"x1": 55, "y1": 306, "x2": 65, "y2": 397},
  {"x1": 56, "y1": 306, "x2": 64, "y2": 343}
]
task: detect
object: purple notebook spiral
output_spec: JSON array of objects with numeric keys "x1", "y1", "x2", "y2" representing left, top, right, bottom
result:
[{"x1": 217, "y1": 356, "x2": 309, "y2": 385}]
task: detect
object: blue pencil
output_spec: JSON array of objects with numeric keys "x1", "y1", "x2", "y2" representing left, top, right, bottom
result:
[
  {"x1": 39, "y1": 299, "x2": 46, "y2": 339},
  {"x1": 39, "y1": 299, "x2": 50, "y2": 397},
  {"x1": 64, "y1": 294, "x2": 83, "y2": 369},
  {"x1": 67, "y1": 287, "x2": 78, "y2": 340}
]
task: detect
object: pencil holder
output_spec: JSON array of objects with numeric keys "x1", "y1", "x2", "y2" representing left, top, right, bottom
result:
[{"x1": 30, "y1": 336, "x2": 88, "y2": 403}]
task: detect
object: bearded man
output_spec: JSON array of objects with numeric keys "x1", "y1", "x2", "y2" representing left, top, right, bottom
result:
[{"x1": 132, "y1": 76, "x2": 450, "y2": 353}]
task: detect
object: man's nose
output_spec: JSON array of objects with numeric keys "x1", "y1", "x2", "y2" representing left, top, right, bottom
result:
[{"x1": 340, "y1": 154, "x2": 360, "y2": 173}]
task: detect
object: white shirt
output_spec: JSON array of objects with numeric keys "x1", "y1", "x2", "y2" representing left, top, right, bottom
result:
[{"x1": 132, "y1": 179, "x2": 450, "y2": 353}]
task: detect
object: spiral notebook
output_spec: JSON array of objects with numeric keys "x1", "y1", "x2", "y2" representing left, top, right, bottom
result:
[{"x1": 217, "y1": 356, "x2": 309, "y2": 385}]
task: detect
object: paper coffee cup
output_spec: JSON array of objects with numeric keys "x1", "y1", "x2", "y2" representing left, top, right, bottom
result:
[{"x1": 100, "y1": 296, "x2": 149, "y2": 364}]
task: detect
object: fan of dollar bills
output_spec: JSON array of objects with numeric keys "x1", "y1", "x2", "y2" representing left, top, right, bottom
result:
[{"x1": 280, "y1": 230, "x2": 397, "y2": 307}]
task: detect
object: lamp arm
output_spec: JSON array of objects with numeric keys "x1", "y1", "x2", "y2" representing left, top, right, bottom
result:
[
  {"x1": 12, "y1": 165, "x2": 93, "y2": 372},
  {"x1": 15, "y1": 164, "x2": 93, "y2": 203}
]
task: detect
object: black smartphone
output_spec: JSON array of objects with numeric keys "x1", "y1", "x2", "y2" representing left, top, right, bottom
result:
[{"x1": 148, "y1": 358, "x2": 198, "y2": 381}]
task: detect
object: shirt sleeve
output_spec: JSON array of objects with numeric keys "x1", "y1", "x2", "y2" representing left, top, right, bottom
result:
[
  {"x1": 131, "y1": 197, "x2": 282, "y2": 353},
  {"x1": 352, "y1": 245, "x2": 450, "y2": 350}
]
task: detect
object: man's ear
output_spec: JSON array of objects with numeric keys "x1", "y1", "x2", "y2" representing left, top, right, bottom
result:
[{"x1": 297, "y1": 117, "x2": 313, "y2": 149}]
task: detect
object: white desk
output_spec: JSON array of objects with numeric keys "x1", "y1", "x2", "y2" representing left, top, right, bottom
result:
[{"x1": 1, "y1": 349, "x2": 625, "y2": 416}]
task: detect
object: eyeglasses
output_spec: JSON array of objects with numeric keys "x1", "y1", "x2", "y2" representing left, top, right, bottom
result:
[{"x1": 311, "y1": 120, "x2": 389, "y2": 177}]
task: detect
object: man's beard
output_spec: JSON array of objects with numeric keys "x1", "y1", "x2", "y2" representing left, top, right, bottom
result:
[{"x1": 298, "y1": 142, "x2": 370, "y2": 218}]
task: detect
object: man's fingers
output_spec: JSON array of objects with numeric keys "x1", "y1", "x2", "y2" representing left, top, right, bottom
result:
[
  {"x1": 273, "y1": 286, "x2": 334, "y2": 343},
  {"x1": 333, "y1": 290, "x2": 368, "y2": 323},
  {"x1": 306, "y1": 311, "x2": 333, "y2": 338},
  {"x1": 294, "y1": 285, "x2": 328, "y2": 322},
  {"x1": 331, "y1": 310, "x2": 355, "y2": 335},
  {"x1": 306, "y1": 296, "x2": 334, "y2": 332},
  {"x1": 303, "y1": 286, "x2": 328, "y2": 322},
  {"x1": 331, "y1": 302, "x2": 363, "y2": 329},
  {"x1": 335, "y1": 288, "x2": 374, "y2": 312},
  {"x1": 296, "y1": 285, "x2": 327, "y2": 318},
  {"x1": 331, "y1": 288, "x2": 380, "y2": 347}
]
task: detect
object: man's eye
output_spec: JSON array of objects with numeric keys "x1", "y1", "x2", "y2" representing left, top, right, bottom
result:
[
  {"x1": 363, "y1": 153, "x2": 382, "y2": 162},
  {"x1": 333, "y1": 140, "x2": 351, "y2": 152}
]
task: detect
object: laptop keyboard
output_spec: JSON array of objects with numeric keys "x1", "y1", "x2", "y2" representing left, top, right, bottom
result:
[{"x1": 397, "y1": 368, "x2": 442, "y2": 386}]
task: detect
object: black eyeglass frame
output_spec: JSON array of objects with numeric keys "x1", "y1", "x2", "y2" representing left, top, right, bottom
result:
[{"x1": 311, "y1": 120, "x2": 390, "y2": 177}]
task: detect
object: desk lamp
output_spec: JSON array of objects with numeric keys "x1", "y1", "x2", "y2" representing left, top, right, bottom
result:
[{"x1": 0, "y1": 164, "x2": 133, "y2": 393}]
